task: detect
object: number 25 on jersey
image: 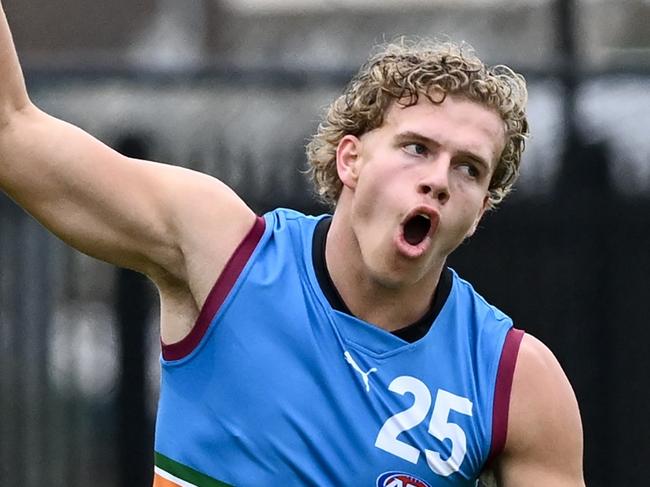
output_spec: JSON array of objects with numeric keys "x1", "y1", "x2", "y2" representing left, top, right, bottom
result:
[{"x1": 375, "y1": 376, "x2": 473, "y2": 477}]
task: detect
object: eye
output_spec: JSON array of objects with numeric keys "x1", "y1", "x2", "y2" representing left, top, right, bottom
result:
[
  {"x1": 403, "y1": 143, "x2": 429, "y2": 156},
  {"x1": 458, "y1": 162, "x2": 481, "y2": 179}
]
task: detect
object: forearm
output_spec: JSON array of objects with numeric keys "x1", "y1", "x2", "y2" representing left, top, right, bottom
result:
[
  {"x1": 0, "y1": 2, "x2": 172, "y2": 276},
  {"x1": 0, "y1": 1, "x2": 31, "y2": 125}
]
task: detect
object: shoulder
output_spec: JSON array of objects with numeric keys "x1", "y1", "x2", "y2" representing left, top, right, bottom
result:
[
  {"x1": 508, "y1": 334, "x2": 582, "y2": 448},
  {"x1": 261, "y1": 208, "x2": 330, "y2": 249},
  {"x1": 494, "y1": 333, "x2": 585, "y2": 485},
  {"x1": 448, "y1": 269, "x2": 512, "y2": 325},
  {"x1": 265, "y1": 207, "x2": 326, "y2": 228}
]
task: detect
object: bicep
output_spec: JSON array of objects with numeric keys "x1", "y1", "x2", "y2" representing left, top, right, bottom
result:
[
  {"x1": 0, "y1": 105, "x2": 253, "y2": 280},
  {"x1": 495, "y1": 334, "x2": 585, "y2": 487}
]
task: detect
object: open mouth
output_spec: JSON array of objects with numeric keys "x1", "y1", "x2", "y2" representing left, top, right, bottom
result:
[{"x1": 403, "y1": 214, "x2": 432, "y2": 246}]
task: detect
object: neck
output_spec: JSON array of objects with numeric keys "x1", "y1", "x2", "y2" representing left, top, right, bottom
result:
[{"x1": 325, "y1": 211, "x2": 444, "y2": 332}]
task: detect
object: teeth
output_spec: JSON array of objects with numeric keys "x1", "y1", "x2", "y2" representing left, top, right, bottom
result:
[{"x1": 419, "y1": 214, "x2": 430, "y2": 220}]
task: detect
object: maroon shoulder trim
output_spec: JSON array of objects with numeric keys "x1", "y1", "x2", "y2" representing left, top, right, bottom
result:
[
  {"x1": 486, "y1": 327, "x2": 525, "y2": 467},
  {"x1": 161, "y1": 216, "x2": 266, "y2": 361}
]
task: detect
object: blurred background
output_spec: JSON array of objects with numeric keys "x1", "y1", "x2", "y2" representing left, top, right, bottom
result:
[{"x1": 0, "y1": 0, "x2": 648, "y2": 485}]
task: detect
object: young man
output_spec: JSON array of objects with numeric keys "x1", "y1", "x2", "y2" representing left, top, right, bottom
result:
[{"x1": 0, "y1": 3, "x2": 584, "y2": 486}]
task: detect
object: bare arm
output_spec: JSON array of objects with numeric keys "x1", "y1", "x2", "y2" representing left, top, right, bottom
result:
[
  {"x1": 495, "y1": 334, "x2": 585, "y2": 486},
  {"x1": 0, "y1": 2, "x2": 27, "y2": 118},
  {"x1": 0, "y1": 3, "x2": 256, "y2": 337}
]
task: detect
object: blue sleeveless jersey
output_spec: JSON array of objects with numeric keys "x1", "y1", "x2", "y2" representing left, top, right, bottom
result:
[{"x1": 154, "y1": 208, "x2": 523, "y2": 487}]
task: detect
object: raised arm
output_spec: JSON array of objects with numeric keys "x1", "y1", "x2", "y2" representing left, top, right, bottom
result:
[
  {"x1": 495, "y1": 333, "x2": 585, "y2": 486},
  {"x1": 0, "y1": 3, "x2": 255, "y2": 339}
]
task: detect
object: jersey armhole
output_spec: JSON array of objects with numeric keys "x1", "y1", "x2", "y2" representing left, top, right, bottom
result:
[
  {"x1": 485, "y1": 327, "x2": 525, "y2": 467},
  {"x1": 161, "y1": 216, "x2": 266, "y2": 361}
]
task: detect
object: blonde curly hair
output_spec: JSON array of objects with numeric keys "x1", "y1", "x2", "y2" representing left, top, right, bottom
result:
[{"x1": 306, "y1": 38, "x2": 529, "y2": 209}]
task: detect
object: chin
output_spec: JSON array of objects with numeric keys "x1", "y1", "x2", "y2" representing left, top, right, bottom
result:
[{"x1": 366, "y1": 256, "x2": 434, "y2": 290}]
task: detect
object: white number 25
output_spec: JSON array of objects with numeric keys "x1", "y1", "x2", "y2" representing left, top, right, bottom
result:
[{"x1": 374, "y1": 376, "x2": 473, "y2": 477}]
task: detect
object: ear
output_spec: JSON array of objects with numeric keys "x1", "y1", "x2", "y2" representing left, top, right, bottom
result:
[
  {"x1": 466, "y1": 194, "x2": 490, "y2": 238},
  {"x1": 336, "y1": 135, "x2": 362, "y2": 190}
]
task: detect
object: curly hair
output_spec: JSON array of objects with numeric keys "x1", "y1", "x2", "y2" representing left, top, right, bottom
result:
[{"x1": 305, "y1": 38, "x2": 529, "y2": 209}]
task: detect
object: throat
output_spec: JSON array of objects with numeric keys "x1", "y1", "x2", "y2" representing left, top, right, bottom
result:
[{"x1": 313, "y1": 216, "x2": 451, "y2": 340}]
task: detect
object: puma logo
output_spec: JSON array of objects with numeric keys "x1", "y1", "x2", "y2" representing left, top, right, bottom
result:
[{"x1": 344, "y1": 351, "x2": 378, "y2": 393}]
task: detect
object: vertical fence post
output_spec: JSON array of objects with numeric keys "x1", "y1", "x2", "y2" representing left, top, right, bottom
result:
[
  {"x1": 0, "y1": 197, "x2": 53, "y2": 487},
  {"x1": 554, "y1": 1, "x2": 613, "y2": 484},
  {"x1": 114, "y1": 136, "x2": 155, "y2": 487}
]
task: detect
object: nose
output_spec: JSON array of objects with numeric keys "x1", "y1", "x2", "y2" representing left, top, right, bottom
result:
[{"x1": 417, "y1": 159, "x2": 450, "y2": 205}]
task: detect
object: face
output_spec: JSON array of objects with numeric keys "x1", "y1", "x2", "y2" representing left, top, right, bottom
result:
[{"x1": 335, "y1": 94, "x2": 505, "y2": 289}]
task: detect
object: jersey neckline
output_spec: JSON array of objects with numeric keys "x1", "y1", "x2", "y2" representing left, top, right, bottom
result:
[{"x1": 311, "y1": 216, "x2": 453, "y2": 344}]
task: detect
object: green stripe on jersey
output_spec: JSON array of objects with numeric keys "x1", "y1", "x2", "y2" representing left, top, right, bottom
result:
[{"x1": 155, "y1": 452, "x2": 234, "y2": 487}]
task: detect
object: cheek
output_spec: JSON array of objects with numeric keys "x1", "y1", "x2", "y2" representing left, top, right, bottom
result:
[
  {"x1": 447, "y1": 186, "x2": 486, "y2": 230},
  {"x1": 355, "y1": 164, "x2": 402, "y2": 210}
]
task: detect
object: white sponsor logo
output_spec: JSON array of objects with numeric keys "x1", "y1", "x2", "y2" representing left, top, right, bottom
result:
[{"x1": 344, "y1": 351, "x2": 377, "y2": 393}]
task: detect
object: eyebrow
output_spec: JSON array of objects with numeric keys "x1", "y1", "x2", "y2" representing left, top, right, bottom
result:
[{"x1": 395, "y1": 131, "x2": 492, "y2": 172}]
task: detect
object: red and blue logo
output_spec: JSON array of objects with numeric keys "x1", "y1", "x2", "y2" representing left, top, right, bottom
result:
[{"x1": 376, "y1": 471, "x2": 432, "y2": 487}]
